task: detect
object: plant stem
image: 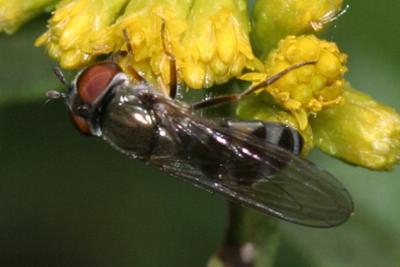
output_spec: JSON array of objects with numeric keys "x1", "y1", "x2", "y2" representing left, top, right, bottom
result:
[{"x1": 208, "y1": 203, "x2": 280, "y2": 267}]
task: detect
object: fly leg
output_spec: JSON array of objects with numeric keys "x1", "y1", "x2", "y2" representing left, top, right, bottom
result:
[
  {"x1": 160, "y1": 20, "x2": 177, "y2": 99},
  {"x1": 119, "y1": 29, "x2": 146, "y2": 82},
  {"x1": 191, "y1": 61, "x2": 315, "y2": 110}
]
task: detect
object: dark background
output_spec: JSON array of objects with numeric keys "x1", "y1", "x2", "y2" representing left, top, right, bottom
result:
[{"x1": 1, "y1": 1, "x2": 399, "y2": 266}]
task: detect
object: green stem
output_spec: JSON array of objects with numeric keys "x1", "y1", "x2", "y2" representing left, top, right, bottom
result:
[{"x1": 208, "y1": 203, "x2": 280, "y2": 267}]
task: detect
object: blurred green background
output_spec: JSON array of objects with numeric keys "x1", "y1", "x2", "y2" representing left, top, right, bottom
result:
[{"x1": 0, "y1": 0, "x2": 399, "y2": 266}]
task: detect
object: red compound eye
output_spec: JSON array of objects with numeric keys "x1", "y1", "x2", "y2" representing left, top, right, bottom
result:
[
  {"x1": 77, "y1": 62, "x2": 121, "y2": 104},
  {"x1": 68, "y1": 112, "x2": 92, "y2": 136}
]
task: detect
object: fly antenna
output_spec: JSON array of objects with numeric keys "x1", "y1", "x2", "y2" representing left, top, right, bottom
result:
[
  {"x1": 44, "y1": 90, "x2": 66, "y2": 106},
  {"x1": 46, "y1": 90, "x2": 66, "y2": 99},
  {"x1": 53, "y1": 66, "x2": 67, "y2": 85},
  {"x1": 45, "y1": 66, "x2": 67, "y2": 104}
]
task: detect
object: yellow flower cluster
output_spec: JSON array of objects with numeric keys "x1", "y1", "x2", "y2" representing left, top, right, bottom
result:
[
  {"x1": 241, "y1": 35, "x2": 347, "y2": 129},
  {"x1": 177, "y1": 0, "x2": 262, "y2": 89},
  {"x1": 266, "y1": 35, "x2": 347, "y2": 112},
  {"x1": 35, "y1": 0, "x2": 261, "y2": 89},
  {"x1": 35, "y1": 0, "x2": 129, "y2": 68},
  {"x1": 2, "y1": 0, "x2": 399, "y2": 170}
]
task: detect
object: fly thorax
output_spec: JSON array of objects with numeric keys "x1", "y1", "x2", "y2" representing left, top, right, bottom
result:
[
  {"x1": 98, "y1": 86, "x2": 155, "y2": 158},
  {"x1": 99, "y1": 86, "x2": 176, "y2": 159}
]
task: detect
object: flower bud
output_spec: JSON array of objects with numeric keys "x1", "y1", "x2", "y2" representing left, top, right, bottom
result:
[
  {"x1": 0, "y1": 0, "x2": 58, "y2": 34},
  {"x1": 252, "y1": 0, "x2": 344, "y2": 58},
  {"x1": 311, "y1": 84, "x2": 400, "y2": 170}
]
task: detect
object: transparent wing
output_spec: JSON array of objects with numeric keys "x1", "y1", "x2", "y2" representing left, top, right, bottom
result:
[{"x1": 150, "y1": 103, "x2": 353, "y2": 228}]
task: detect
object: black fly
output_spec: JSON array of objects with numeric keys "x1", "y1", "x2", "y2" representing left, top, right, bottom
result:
[{"x1": 47, "y1": 30, "x2": 353, "y2": 228}]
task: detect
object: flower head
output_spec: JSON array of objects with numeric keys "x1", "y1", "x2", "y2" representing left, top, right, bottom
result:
[
  {"x1": 35, "y1": 0, "x2": 129, "y2": 68},
  {"x1": 176, "y1": 0, "x2": 263, "y2": 89},
  {"x1": 35, "y1": 0, "x2": 262, "y2": 90},
  {"x1": 241, "y1": 35, "x2": 347, "y2": 129}
]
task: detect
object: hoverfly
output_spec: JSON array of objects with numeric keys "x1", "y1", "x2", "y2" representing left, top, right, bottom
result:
[{"x1": 47, "y1": 29, "x2": 353, "y2": 228}]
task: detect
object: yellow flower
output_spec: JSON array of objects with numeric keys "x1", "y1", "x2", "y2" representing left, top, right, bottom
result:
[
  {"x1": 35, "y1": 0, "x2": 129, "y2": 68},
  {"x1": 99, "y1": 0, "x2": 193, "y2": 87},
  {"x1": 241, "y1": 35, "x2": 347, "y2": 130},
  {"x1": 35, "y1": 0, "x2": 262, "y2": 90},
  {"x1": 177, "y1": 0, "x2": 262, "y2": 89}
]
